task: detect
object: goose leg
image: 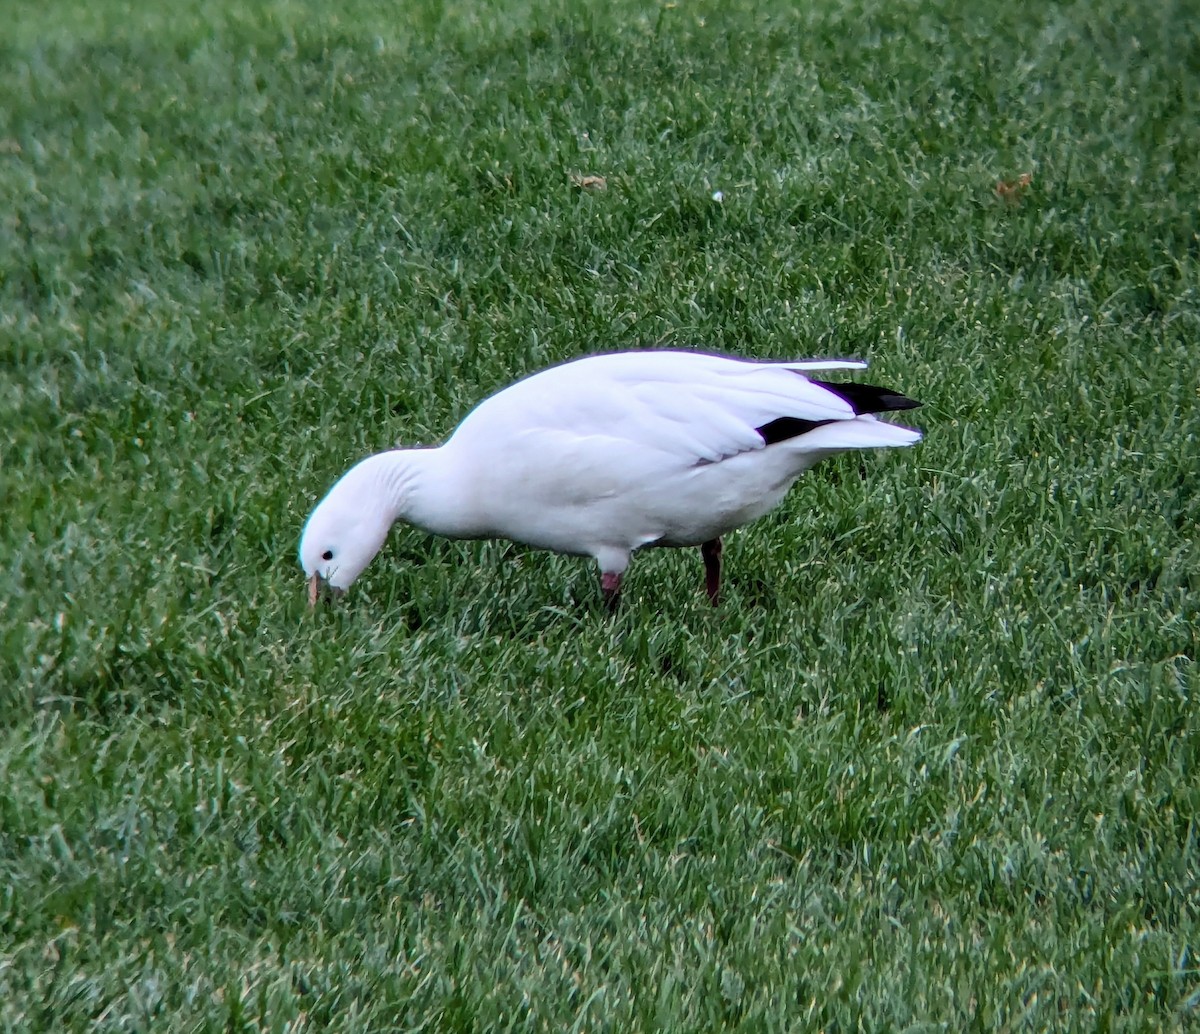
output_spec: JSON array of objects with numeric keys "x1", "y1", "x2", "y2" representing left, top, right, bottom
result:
[
  {"x1": 600, "y1": 570, "x2": 623, "y2": 611},
  {"x1": 701, "y1": 537, "x2": 722, "y2": 606}
]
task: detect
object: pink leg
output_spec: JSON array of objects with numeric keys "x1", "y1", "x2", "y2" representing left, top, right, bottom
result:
[
  {"x1": 600, "y1": 570, "x2": 623, "y2": 610},
  {"x1": 701, "y1": 538, "x2": 722, "y2": 606}
]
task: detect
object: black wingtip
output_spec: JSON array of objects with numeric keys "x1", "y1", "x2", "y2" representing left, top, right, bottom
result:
[
  {"x1": 811, "y1": 380, "x2": 922, "y2": 414},
  {"x1": 757, "y1": 416, "x2": 836, "y2": 445}
]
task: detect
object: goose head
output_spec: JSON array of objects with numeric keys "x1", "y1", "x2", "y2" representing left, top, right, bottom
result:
[{"x1": 299, "y1": 470, "x2": 393, "y2": 605}]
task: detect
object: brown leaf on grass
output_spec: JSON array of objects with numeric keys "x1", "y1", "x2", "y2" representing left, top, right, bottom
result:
[
  {"x1": 570, "y1": 172, "x2": 607, "y2": 191},
  {"x1": 995, "y1": 172, "x2": 1033, "y2": 203}
]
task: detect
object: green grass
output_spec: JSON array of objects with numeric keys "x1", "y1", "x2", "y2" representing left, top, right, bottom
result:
[{"x1": 2, "y1": 0, "x2": 1198, "y2": 1028}]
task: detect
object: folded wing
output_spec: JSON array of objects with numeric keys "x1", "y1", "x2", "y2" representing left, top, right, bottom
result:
[{"x1": 455, "y1": 350, "x2": 919, "y2": 465}]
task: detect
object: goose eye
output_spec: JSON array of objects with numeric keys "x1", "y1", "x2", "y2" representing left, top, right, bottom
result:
[{"x1": 321, "y1": 550, "x2": 334, "y2": 561}]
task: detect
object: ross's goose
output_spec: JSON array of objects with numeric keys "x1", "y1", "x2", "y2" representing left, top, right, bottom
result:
[{"x1": 300, "y1": 350, "x2": 922, "y2": 607}]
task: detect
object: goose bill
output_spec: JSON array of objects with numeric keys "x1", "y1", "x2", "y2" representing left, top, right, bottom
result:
[{"x1": 307, "y1": 573, "x2": 345, "y2": 607}]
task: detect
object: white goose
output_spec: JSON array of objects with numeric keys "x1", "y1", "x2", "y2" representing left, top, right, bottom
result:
[{"x1": 299, "y1": 350, "x2": 922, "y2": 607}]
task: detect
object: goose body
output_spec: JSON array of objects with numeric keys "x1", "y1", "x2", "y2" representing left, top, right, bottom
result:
[{"x1": 299, "y1": 350, "x2": 922, "y2": 606}]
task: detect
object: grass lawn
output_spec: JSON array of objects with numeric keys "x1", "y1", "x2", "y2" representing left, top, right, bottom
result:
[{"x1": 2, "y1": 0, "x2": 1198, "y2": 1028}]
